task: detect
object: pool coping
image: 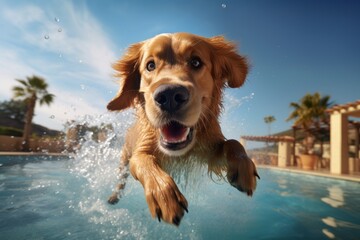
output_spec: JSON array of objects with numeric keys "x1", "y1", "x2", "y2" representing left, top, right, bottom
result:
[
  {"x1": 0, "y1": 151, "x2": 68, "y2": 156},
  {"x1": 1, "y1": 152, "x2": 359, "y2": 183},
  {"x1": 258, "y1": 165, "x2": 360, "y2": 183}
]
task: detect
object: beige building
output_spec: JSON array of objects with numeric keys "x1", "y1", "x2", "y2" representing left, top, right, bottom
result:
[
  {"x1": 241, "y1": 100, "x2": 360, "y2": 175},
  {"x1": 327, "y1": 100, "x2": 360, "y2": 174}
]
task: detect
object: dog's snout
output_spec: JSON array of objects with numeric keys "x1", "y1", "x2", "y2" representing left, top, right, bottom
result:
[{"x1": 154, "y1": 85, "x2": 189, "y2": 112}]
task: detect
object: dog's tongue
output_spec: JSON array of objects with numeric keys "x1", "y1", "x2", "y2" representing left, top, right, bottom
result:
[{"x1": 160, "y1": 121, "x2": 189, "y2": 143}]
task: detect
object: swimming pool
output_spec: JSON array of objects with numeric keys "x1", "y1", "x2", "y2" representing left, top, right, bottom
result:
[{"x1": 0, "y1": 155, "x2": 359, "y2": 240}]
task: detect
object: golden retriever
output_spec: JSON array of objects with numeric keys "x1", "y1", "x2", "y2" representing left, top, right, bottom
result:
[{"x1": 107, "y1": 32, "x2": 259, "y2": 226}]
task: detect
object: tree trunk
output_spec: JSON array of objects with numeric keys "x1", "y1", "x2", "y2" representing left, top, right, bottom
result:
[{"x1": 21, "y1": 94, "x2": 36, "y2": 151}]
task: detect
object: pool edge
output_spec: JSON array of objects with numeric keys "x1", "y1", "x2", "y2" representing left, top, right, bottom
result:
[
  {"x1": 258, "y1": 165, "x2": 360, "y2": 183},
  {"x1": 0, "y1": 151, "x2": 68, "y2": 157}
]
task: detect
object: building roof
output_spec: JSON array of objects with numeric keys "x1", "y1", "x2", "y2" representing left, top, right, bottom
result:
[
  {"x1": 241, "y1": 135, "x2": 294, "y2": 143},
  {"x1": 326, "y1": 100, "x2": 360, "y2": 117}
]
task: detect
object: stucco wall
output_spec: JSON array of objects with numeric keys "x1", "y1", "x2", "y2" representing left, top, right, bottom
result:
[{"x1": 0, "y1": 135, "x2": 65, "y2": 153}]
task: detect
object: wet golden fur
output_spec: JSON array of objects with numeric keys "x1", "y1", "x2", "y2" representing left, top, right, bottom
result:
[{"x1": 107, "y1": 33, "x2": 259, "y2": 226}]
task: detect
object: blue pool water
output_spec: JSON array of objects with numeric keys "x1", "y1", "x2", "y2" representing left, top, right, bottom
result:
[{"x1": 0, "y1": 155, "x2": 359, "y2": 240}]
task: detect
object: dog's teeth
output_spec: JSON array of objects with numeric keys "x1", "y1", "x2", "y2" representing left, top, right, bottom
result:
[
  {"x1": 178, "y1": 128, "x2": 190, "y2": 142},
  {"x1": 184, "y1": 127, "x2": 190, "y2": 137}
]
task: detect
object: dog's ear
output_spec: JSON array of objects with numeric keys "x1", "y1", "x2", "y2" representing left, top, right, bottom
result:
[
  {"x1": 107, "y1": 42, "x2": 143, "y2": 111},
  {"x1": 208, "y1": 36, "x2": 249, "y2": 88}
]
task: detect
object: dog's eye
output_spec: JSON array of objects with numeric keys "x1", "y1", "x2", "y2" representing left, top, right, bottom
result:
[
  {"x1": 146, "y1": 60, "x2": 156, "y2": 71},
  {"x1": 190, "y1": 57, "x2": 202, "y2": 70}
]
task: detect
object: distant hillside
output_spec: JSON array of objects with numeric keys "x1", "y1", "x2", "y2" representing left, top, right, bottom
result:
[{"x1": 0, "y1": 113, "x2": 62, "y2": 137}]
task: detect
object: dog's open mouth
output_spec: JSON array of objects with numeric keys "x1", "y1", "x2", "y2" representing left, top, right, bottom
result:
[{"x1": 160, "y1": 121, "x2": 194, "y2": 151}]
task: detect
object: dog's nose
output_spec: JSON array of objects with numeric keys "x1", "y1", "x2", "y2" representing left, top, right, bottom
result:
[{"x1": 154, "y1": 85, "x2": 189, "y2": 113}]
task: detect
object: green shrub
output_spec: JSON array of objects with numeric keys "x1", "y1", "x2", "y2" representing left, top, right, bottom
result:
[{"x1": 0, "y1": 126, "x2": 23, "y2": 137}]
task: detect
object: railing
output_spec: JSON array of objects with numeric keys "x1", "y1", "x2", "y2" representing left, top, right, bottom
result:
[{"x1": 248, "y1": 151, "x2": 279, "y2": 166}]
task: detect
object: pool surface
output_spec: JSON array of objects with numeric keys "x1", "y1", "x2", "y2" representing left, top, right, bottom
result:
[{"x1": 0, "y1": 155, "x2": 359, "y2": 239}]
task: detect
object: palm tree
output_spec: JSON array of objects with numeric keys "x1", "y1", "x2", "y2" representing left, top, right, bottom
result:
[
  {"x1": 264, "y1": 115, "x2": 276, "y2": 136},
  {"x1": 287, "y1": 92, "x2": 332, "y2": 154},
  {"x1": 12, "y1": 75, "x2": 55, "y2": 151}
]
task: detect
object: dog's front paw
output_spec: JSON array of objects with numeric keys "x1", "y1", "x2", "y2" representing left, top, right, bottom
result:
[
  {"x1": 144, "y1": 173, "x2": 188, "y2": 226},
  {"x1": 108, "y1": 194, "x2": 119, "y2": 204},
  {"x1": 227, "y1": 154, "x2": 260, "y2": 196},
  {"x1": 107, "y1": 183, "x2": 126, "y2": 204}
]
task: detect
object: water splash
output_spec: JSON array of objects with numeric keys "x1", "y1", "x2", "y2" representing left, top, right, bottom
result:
[
  {"x1": 64, "y1": 89, "x2": 255, "y2": 238},
  {"x1": 66, "y1": 110, "x2": 209, "y2": 197},
  {"x1": 221, "y1": 3, "x2": 227, "y2": 8},
  {"x1": 223, "y1": 91, "x2": 255, "y2": 115},
  {"x1": 65, "y1": 111, "x2": 152, "y2": 238}
]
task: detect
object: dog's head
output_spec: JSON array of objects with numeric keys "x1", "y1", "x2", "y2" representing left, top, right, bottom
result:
[{"x1": 108, "y1": 33, "x2": 248, "y2": 156}]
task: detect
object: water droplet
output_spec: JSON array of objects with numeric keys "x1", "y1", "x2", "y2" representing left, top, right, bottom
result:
[
  {"x1": 79, "y1": 59, "x2": 83, "y2": 63},
  {"x1": 80, "y1": 84, "x2": 86, "y2": 90},
  {"x1": 44, "y1": 35, "x2": 50, "y2": 40},
  {"x1": 59, "y1": 53, "x2": 62, "y2": 58},
  {"x1": 221, "y1": 3, "x2": 227, "y2": 8},
  {"x1": 50, "y1": 115, "x2": 55, "y2": 119},
  {"x1": 55, "y1": 17, "x2": 60, "y2": 22},
  {"x1": 58, "y1": 28, "x2": 62, "y2": 32}
]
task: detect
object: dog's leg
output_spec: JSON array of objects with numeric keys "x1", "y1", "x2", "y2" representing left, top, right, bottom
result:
[
  {"x1": 130, "y1": 153, "x2": 188, "y2": 226},
  {"x1": 223, "y1": 139, "x2": 260, "y2": 196},
  {"x1": 108, "y1": 148, "x2": 130, "y2": 204},
  {"x1": 107, "y1": 164, "x2": 129, "y2": 204}
]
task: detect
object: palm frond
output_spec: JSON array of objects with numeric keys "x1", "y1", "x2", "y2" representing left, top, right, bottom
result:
[
  {"x1": 12, "y1": 75, "x2": 55, "y2": 107},
  {"x1": 289, "y1": 102, "x2": 300, "y2": 108},
  {"x1": 287, "y1": 92, "x2": 332, "y2": 129},
  {"x1": 12, "y1": 86, "x2": 27, "y2": 99},
  {"x1": 27, "y1": 75, "x2": 48, "y2": 90},
  {"x1": 15, "y1": 79, "x2": 29, "y2": 87},
  {"x1": 39, "y1": 93, "x2": 55, "y2": 106}
]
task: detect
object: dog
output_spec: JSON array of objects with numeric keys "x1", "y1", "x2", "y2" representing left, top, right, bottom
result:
[{"x1": 107, "y1": 32, "x2": 259, "y2": 226}]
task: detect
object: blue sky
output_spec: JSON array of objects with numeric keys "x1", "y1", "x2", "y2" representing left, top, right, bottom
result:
[{"x1": 1, "y1": 0, "x2": 359, "y2": 148}]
